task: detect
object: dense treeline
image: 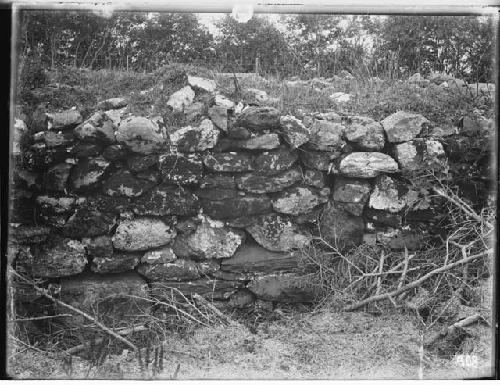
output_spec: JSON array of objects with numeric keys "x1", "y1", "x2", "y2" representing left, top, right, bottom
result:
[{"x1": 18, "y1": 11, "x2": 494, "y2": 82}]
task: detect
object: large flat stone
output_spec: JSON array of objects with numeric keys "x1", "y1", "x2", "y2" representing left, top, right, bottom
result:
[
  {"x1": 201, "y1": 195, "x2": 272, "y2": 219},
  {"x1": 246, "y1": 213, "x2": 311, "y2": 252},
  {"x1": 203, "y1": 152, "x2": 254, "y2": 172},
  {"x1": 62, "y1": 209, "x2": 114, "y2": 238},
  {"x1": 319, "y1": 203, "x2": 364, "y2": 250},
  {"x1": 235, "y1": 167, "x2": 302, "y2": 193},
  {"x1": 236, "y1": 106, "x2": 280, "y2": 131},
  {"x1": 46, "y1": 109, "x2": 83, "y2": 130},
  {"x1": 172, "y1": 219, "x2": 244, "y2": 259},
  {"x1": 112, "y1": 218, "x2": 177, "y2": 251},
  {"x1": 272, "y1": 186, "x2": 330, "y2": 215},
  {"x1": 159, "y1": 153, "x2": 203, "y2": 184},
  {"x1": 246, "y1": 273, "x2": 317, "y2": 302},
  {"x1": 91, "y1": 252, "x2": 141, "y2": 274},
  {"x1": 216, "y1": 134, "x2": 281, "y2": 151},
  {"x1": 253, "y1": 147, "x2": 298, "y2": 173},
  {"x1": 133, "y1": 183, "x2": 200, "y2": 216},
  {"x1": 338, "y1": 152, "x2": 399, "y2": 178},
  {"x1": 137, "y1": 258, "x2": 201, "y2": 281},
  {"x1": 102, "y1": 169, "x2": 155, "y2": 197}
]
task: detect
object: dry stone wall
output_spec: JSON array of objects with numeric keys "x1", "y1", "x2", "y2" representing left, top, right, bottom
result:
[{"x1": 9, "y1": 73, "x2": 450, "y2": 319}]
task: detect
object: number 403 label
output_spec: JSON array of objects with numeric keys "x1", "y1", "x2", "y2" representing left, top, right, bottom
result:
[{"x1": 455, "y1": 354, "x2": 479, "y2": 368}]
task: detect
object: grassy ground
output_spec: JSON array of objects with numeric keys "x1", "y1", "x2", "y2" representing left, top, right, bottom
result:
[{"x1": 7, "y1": 308, "x2": 493, "y2": 379}]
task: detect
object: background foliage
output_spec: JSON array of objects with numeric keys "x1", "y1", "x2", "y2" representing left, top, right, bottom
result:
[{"x1": 17, "y1": 11, "x2": 494, "y2": 82}]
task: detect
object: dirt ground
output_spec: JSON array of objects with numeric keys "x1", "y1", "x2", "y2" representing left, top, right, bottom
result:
[{"x1": 7, "y1": 308, "x2": 493, "y2": 380}]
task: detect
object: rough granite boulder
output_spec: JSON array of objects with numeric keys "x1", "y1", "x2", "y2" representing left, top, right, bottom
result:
[
  {"x1": 272, "y1": 186, "x2": 330, "y2": 215},
  {"x1": 246, "y1": 213, "x2": 311, "y2": 252},
  {"x1": 381, "y1": 111, "x2": 430, "y2": 143},
  {"x1": 208, "y1": 106, "x2": 228, "y2": 131},
  {"x1": 236, "y1": 106, "x2": 280, "y2": 130},
  {"x1": 169, "y1": 119, "x2": 220, "y2": 152},
  {"x1": 236, "y1": 167, "x2": 302, "y2": 193},
  {"x1": 115, "y1": 116, "x2": 165, "y2": 154},
  {"x1": 46, "y1": 109, "x2": 83, "y2": 130},
  {"x1": 167, "y1": 86, "x2": 195, "y2": 112},
  {"x1": 159, "y1": 153, "x2": 203, "y2": 184},
  {"x1": 112, "y1": 218, "x2": 177, "y2": 251},
  {"x1": 343, "y1": 116, "x2": 385, "y2": 151},
  {"x1": 368, "y1": 175, "x2": 412, "y2": 213},
  {"x1": 102, "y1": 169, "x2": 155, "y2": 197},
  {"x1": 319, "y1": 203, "x2": 364, "y2": 250},
  {"x1": 203, "y1": 152, "x2": 254, "y2": 172},
  {"x1": 133, "y1": 184, "x2": 199, "y2": 216},
  {"x1": 308, "y1": 119, "x2": 345, "y2": 152},
  {"x1": 338, "y1": 152, "x2": 399, "y2": 178},
  {"x1": 172, "y1": 218, "x2": 245, "y2": 259},
  {"x1": 15, "y1": 237, "x2": 87, "y2": 278},
  {"x1": 393, "y1": 138, "x2": 446, "y2": 173},
  {"x1": 279, "y1": 115, "x2": 310, "y2": 148},
  {"x1": 332, "y1": 177, "x2": 372, "y2": 216},
  {"x1": 74, "y1": 111, "x2": 116, "y2": 144}
]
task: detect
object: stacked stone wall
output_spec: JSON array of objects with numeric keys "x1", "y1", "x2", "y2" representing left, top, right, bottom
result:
[{"x1": 9, "y1": 74, "x2": 451, "y2": 319}]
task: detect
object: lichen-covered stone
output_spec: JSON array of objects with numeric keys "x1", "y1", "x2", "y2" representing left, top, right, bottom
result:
[
  {"x1": 172, "y1": 218, "x2": 245, "y2": 259},
  {"x1": 339, "y1": 152, "x2": 398, "y2": 178},
  {"x1": 112, "y1": 218, "x2": 177, "y2": 251},
  {"x1": 235, "y1": 167, "x2": 302, "y2": 193},
  {"x1": 126, "y1": 154, "x2": 159, "y2": 172},
  {"x1": 62, "y1": 209, "x2": 114, "y2": 238},
  {"x1": 332, "y1": 177, "x2": 371, "y2": 216},
  {"x1": 138, "y1": 258, "x2": 200, "y2": 281},
  {"x1": 343, "y1": 116, "x2": 385, "y2": 151},
  {"x1": 187, "y1": 76, "x2": 216, "y2": 93},
  {"x1": 91, "y1": 252, "x2": 140, "y2": 274},
  {"x1": 201, "y1": 195, "x2": 272, "y2": 219},
  {"x1": 279, "y1": 115, "x2": 310, "y2": 148},
  {"x1": 159, "y1": 153, "x2": 203, "y2": 184},
  {"x1": 169, "y1": 119, "x2": 220, "y2": 152},
  {"x1": 46, "y1": 109, "x2": 83, "y2": 130},
  {"x1": 236, "y1": 106, "x2": 280, "y2": 130},
  {"x1": 141, "y1": 247, "x2": 177, "y2": 264},
  {"x1": 246, "y1": 213, "x2": 311, "y2": 252},
  {"x1": 393, "y1": 138, "x2": 446, "y2": 173},
  {"x1": 203, "y1": 152, "x2": 254, "y2": 172},
  {"x1": 300, "y1": 150, "x2": 339, "y2": 171},
  {"x1": 303, "y1": 169, "x2": 325, "y2": 188},
  {"x1": 70, "y1": 156, "x2": 111, "y2": 190},
  {"x1": 381, "y1": 111, "x2": 430, "y2": 143},
  {"x1": 208, "y1": 106, "x2": 228, "y2": 131},
  {"x1": 8, "y1": 225, "x2": 52, "y2": 245},
  {"x1": 15, "y1": 237, "x2": 87, "y2": 278},
  {"x1": 167, "y1": 86, "x2": 195, "y2": 112},
  {"x1": 307, "y1": 120, "x2": 345, "y2": 152},
  {"x1": 134, "y1": 184, "x2": 199, "y2": 216},
  {"x1": 82, "y1": 194, "x2": 131, "y2": 214},
  {"x1": 246, "y1": 273, "x2": 316, "y2": 302},
  {"x1": 216, "y1": 133, "x2": 280, "y2": 151},
  {"x1": 116, "y1": 116, "x2": 165, "y2": 154},
  {"x1": 102, "y1": 169, "x2": 155, "y2": 197},
  {"x1": 368, "y1": 175, "x2": 411, "y2": 213},
  {"x1": 253, "y1": 147, "x2": 298, "y2": 173},
  {"x1": 319, "y1": 203, "x2": 364, "y2": 250},
  {"x1": 74, "y1": 111, "x2": 116, "y2": 144},
  {"x1": 272, "y1": 186, "x2": 330, "y2": 215},
  {"x1": 221, "y1": 244, "x2": 299, "y2": 276}
]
